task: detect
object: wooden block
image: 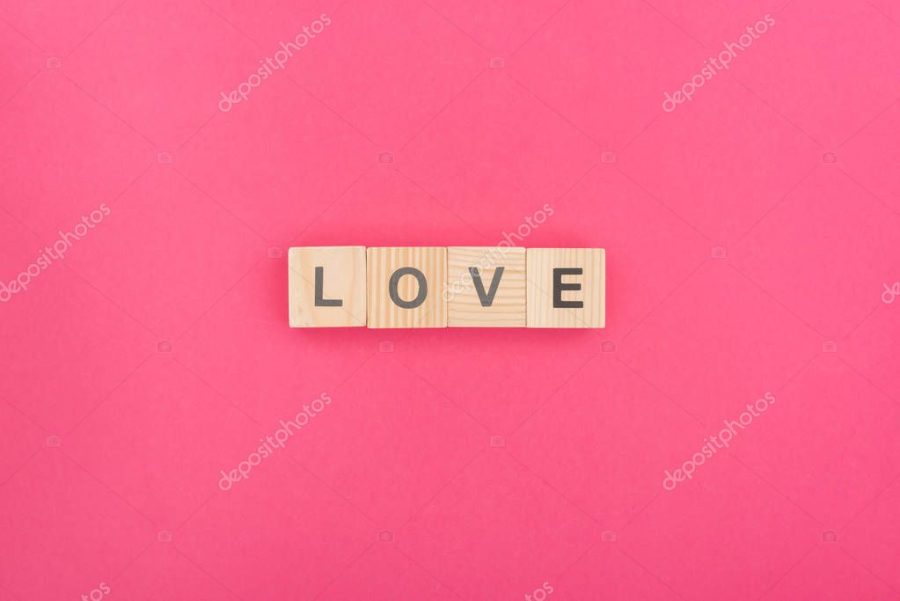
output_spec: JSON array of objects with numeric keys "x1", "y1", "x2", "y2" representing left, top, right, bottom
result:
[
  {"x1": 288, "y1": 246, "x2": 366, "y2": 327},
  {"x1": 526, "y1": 248, "x2": 605, "y2": 328},
  {"x1": 367, "y1": 247, "x2": 447, "y2": 328},
  {"x1": 447, "y1": 246, "x2": 526, "y2": 327}
]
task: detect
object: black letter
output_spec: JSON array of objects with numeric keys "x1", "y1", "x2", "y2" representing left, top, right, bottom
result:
[
  {"x1": 553, "y1": 268, "x2": 583, "y2": 308},
  {"x1": 314, "y1": 266, "x2": 342, "y2": 306},
  {"x1": 469, "y1": 266, "x2": 504, "y2": 307},
  {"x1": 389, "y1": 267, "x2": 427, "y2": 308}
]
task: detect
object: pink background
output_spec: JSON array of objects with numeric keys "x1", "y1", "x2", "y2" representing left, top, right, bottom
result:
[{"x1": 2, "y1": 0, "x2": 900, "y2": 599}]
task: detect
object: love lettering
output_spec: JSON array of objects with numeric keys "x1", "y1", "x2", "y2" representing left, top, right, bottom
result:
[{"x1": 288, "y1": 246, "x2": 605, "y2": 328}]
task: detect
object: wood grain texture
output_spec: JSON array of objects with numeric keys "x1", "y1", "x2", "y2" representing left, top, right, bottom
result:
[
  {"x1": 526, "y1": 248, "x2": 605, "y2": 328},
  {"x1": 367, "y1": 247, "x2": 447, "y2": 328},
  {"x1": 447, "y1": 246, "x2": 525, "y2": 327},
  {"x1": 288, "y1": 246, "x2": 366, "y2": 327}
]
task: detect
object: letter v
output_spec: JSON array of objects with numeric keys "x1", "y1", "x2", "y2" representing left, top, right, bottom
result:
[{"x1": 468, "y1": 266, "x2": 505, "y2": 306}]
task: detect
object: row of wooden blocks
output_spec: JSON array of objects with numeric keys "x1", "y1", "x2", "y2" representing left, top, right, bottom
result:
[{"x1": 288, "y1": 246, "x2": 605, "y2": 328}]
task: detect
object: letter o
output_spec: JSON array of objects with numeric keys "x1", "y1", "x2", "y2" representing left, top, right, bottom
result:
[{"x1": 389, "y1": 267, "x2": 427, "y2": 308}]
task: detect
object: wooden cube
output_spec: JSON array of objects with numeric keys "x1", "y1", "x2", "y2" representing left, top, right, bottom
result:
[
  {"x1": 447, "y1": 246, "x2": 526, "y2": 327},
  {"x1": 288, "y1": 246, "x2": 366, "y2": 327},
  {"x1": 526, "y1": 248, "x2": 605, "y2": 328},
  {"x1": 367, "y1": 247, "x2": 447, "y2": 328}
]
